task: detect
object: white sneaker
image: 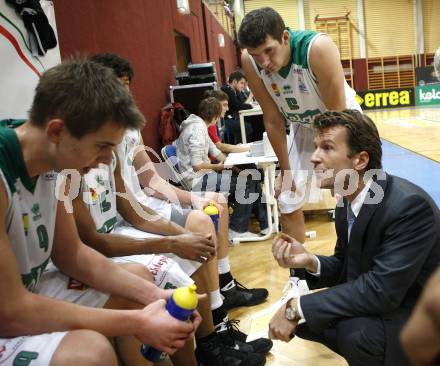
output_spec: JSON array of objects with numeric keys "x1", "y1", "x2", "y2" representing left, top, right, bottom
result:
[
  {"x1": 280, "y1": 276, "x2": 310, "y2": 304},
  {"x1": 228, "y1": 229, "x2": 255, "y2": 241},
  {"x1": 260, "y1": 227, "x2": 271, "y2": 235}
]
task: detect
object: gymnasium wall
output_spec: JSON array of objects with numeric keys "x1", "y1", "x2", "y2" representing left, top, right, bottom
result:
[
  {"x1": 423, "y1": 0, "x2": 440, "y2": 54},
  {"x1": 243, "y1": 0, "x2": 439, "y2": 57},
  {"x1": 242, "y1": 0, "x2": 440, "y2": 94},
  {"x1": 53, "y1": 0, "x2": 239, "y2": 153},
  {"x1": 243, "y1": 0, "x2": 299, "y2": 29}
]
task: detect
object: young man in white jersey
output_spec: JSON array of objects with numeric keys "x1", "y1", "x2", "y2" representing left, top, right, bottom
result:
[
  {"x1": 238, "y1": 7, "x2": 361, "y2": 244},
  {"x1": 88, "y1": 53, "x2": 273, "y2": 364},
  {"x1": 90, "y1": 53, "x2": 269, "y2": 311},
  {"x1": 73, "y1": 153, "x2": 270, "y2": 366},
  {"x1": 0, "y1": 60, "x2": 200, "y2": 366}
]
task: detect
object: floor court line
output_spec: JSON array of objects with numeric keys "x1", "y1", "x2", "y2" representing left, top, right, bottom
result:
[{"x1": 382, "y1": 139, "x2": 440, "y2": 207}]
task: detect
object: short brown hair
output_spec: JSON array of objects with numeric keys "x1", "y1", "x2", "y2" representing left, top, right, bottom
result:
[
  {"x1": 203, "y1": 89, "x2": 228, "y2": 101},
  {"x1": 313, "y1": 110, "x2": 382, "y2": 170},
  {"x1": 238, "y1": 7, "x2": 285, "y2": 48},
  {"x1": 30, "y1": 58, "x2": 145, "y2": 138},
  {"x1": 198, "y1": 97, "x2": 222, "y2": 122}
]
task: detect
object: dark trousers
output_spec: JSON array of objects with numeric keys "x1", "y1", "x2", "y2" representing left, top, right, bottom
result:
[
  {"x1": 224, "y1": 117, "x2": 253, "y2": 144},
  {"x1": 296, "y1": 317, "x2": 386, "y2": 366},
  {"x1": 193, "y1": 169, "x2": 268, "y2": 232}
]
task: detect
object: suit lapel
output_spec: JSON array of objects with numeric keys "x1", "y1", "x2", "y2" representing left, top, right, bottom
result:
[{"x1": 347, "y1": 174, "x2": 388, "y2": 279}]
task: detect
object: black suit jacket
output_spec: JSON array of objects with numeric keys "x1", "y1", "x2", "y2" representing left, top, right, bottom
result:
[
  {"x1": 301, "y1": 172, "x2": 440, "y2": 365},
  {"x1": 220, "y1": 84, "x2": 252, "y2": 118}
]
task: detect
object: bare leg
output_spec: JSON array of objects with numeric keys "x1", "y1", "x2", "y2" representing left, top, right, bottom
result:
[
  {"x1": 199, "y1": 192, "x2": 229, "y2": 260},
  {"x1": 50, "y1": 329, "x2": 119, "y2": 366},
  {"x1": 185, "y1": 209, "x2": 218, "y2": 337},
  {"x1": 191, "y1": 261, "x2": 217, "y2": 337},
  {"x1": 170, "y1": 339, "x2": 197, "y2": 366},
  {"x1": 105, "y1": 263, "x2": 195, "y2": 366},
  {"x1": 281, "y1": 209, "x2": 306, "y2": 243}
]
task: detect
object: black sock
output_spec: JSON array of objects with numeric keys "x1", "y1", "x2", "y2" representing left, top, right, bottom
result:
[
  {"x1": 219, "y1": 271, "x2": 234, "y2": 289},
  {"x1": 212, "y1": 306, "x2": 228, "y2": 328},
  {"x1": 197, "y1": 331, "x2": 217, "y2": 344}
]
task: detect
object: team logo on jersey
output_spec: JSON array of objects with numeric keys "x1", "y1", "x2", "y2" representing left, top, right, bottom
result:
[
  {"x1": 282, "y1": 85, "x2": 293, "y2": 95},
  {"x1": 31, "y1": 203, "x2": 42, "y2": 221},
  {"x1": 285, "y1": 97, "x2": 300, "y2": 110},
  {"x1": 271, "y1": 83, "x2": 281, "y2": 96},
  {"x1": 298, "y1": 78, "x2": 308, "y2": 93},
  {"x1": 22, "y1": 213, "x2": 29, "y2": 236},
  {"x1": 95, "y1": 175, "x2": 105, "y2": 186},
  {"x1": 67, "y1": 277, "x2": 87, "y2": 290},
  {"x1": 43, "y1": 171, "x2": 57, "y2": 180},
  {"x1": 89, "y1": 188, "x2": 99, "y2": 202}
]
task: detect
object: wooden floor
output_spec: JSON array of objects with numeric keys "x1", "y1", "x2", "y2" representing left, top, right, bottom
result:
[
  {"x1": 229, "y1": 214, "x2": 347, "y2": 366},
  {"x1": 228, "y1": 106, "x2": 440, "y2": 365},
  {"x1": 367, "y1": 107, "x2": 440, "y2": 163}
]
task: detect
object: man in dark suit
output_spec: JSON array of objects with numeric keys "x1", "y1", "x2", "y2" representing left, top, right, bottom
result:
[
  {"x1": 221, "y1": 71, "x2": 262, "y2": 142},
  {"x1": 268, "y1": 110, "x2": 440, "y2": 366}
]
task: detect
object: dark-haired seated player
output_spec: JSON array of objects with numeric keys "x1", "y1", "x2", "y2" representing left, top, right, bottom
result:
[
  {"x1": 0, "y1": 60, "x2": 199, "y2": 366},
  {"x1": 269, "y1": 110, "x2": 440, "y2": 366}
]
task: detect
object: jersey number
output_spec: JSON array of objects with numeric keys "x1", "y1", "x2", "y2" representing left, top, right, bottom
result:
[
  {"x1": 13, "y1": 351, "x2": 38, "y2": 366},
  {"x1": 36, "y1": 225, "x2": 49, "y2": 252}
]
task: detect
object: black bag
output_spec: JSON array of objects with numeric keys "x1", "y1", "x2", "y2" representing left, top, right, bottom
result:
[{"x1": 6, "y1": 0, "x2": 57, "y2": 55}]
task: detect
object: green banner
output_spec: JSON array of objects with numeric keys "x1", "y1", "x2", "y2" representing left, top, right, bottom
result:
[{"x1": 415, "y1": 84, "x2": 440, "y2": 106}]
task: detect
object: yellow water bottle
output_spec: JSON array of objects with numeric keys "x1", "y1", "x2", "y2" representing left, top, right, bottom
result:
[
  {"x1": 141, "y1": 284, "x2": 198, "y2": 362},
  {"x1": 204, "y1": 201, "x2": 219, "y2": 231}
]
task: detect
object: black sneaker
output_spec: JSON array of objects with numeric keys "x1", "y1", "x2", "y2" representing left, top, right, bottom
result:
[
  {"x1": 218, "y1": 319, "x2": 273, "y2": 354},
  {"x1": 221, "y1": 280, "x2": 268, "y2": 310},
  {"x1": 196, "y1": 332, "x2": 266, "y2": 366}
]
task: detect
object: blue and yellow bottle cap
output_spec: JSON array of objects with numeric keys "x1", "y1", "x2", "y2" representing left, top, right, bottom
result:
[
  {"x1": 172, "y1": 284, "x2": 198, "y2": 310},
  {"x1": 204, "y1": 202, "x2": 219, "y2": 216}
]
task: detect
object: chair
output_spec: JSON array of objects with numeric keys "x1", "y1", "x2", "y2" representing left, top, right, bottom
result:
[{"x1": 161, "y1": 144, "x2": 191, "y2": 190}]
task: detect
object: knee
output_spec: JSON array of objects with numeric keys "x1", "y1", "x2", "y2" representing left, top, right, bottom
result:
[
  {"x1": 52, "y1": 330, "x2": 117, "y2": 366},
  {"x1": 187, "y1": 210, "x2": 215, "y2": 233},
  {"x1": 336, "y1": 327, "x2": 383, "y2": 366}
]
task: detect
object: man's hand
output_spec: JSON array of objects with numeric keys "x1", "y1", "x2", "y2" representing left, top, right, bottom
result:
[
  {"x1": 272, "y1": 233, "x2": 316, "y2": 271},
  {"x1": 136, "y1": 299, "x2": 196, "y2": 354},
  {"x1": 275, "y1": 170, "x2": 296, "y2": 199},
  {"x1": 169, "y1": 233, "x2": 215, "y2": 262},
  {"x1": 401, "y1": 266, "x2": 440, "y2": 365},
  {"x1": 269, "y1": 302, "x2": 299, "y2": 342}
]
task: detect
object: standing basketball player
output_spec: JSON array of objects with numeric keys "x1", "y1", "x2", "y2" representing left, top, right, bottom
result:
[{"x1": 238, "y1": 7, "x2": 361, "y2": 243}]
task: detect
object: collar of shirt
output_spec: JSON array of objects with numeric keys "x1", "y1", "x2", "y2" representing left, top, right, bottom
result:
[{"x1": 350, "y1": 178, "x2": 373, "y2": 218}]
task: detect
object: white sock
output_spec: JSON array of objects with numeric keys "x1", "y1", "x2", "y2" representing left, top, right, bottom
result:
[
  {"x1": 217, "y1": 256, "x2": 231, "y2": 274},
  {"x1": 210, "y1": 289, "x2": 223, "y2": 310}
]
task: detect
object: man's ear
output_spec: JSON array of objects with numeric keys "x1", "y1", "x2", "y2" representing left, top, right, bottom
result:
[
  {"x1": 46, "y1": 119, "x2": 65, "y2": 144},
  {"x1": 354, "y1": 151, "x2": 369, "y2": 172},
  {"x1": 282, "y1": 29, "x2": 290, "y2": 44}
]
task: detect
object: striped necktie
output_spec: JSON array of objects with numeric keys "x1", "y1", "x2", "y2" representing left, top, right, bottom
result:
[{"x1": 347, "y1": 203, "x2": 356, "y2": 242}]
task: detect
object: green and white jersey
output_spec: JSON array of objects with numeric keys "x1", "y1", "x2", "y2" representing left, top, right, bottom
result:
[
  {"x1": 81, "y1": 153, "x2": 117, "y2": 233},
  {"x1": 251, "y1": 29, "x2": 360, "y2": 127},
  {"x1": 0, "y1": 119, "x2": 57, "y2": 292}
]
